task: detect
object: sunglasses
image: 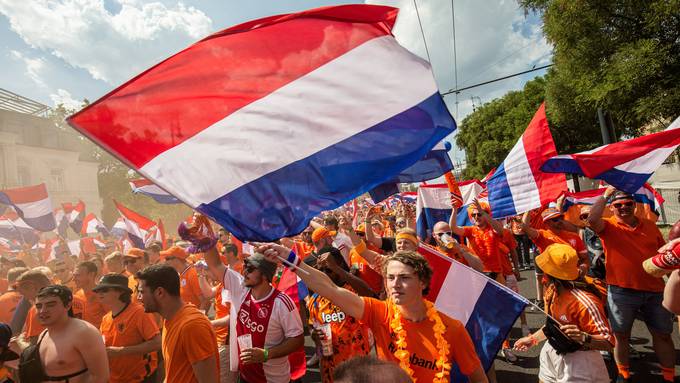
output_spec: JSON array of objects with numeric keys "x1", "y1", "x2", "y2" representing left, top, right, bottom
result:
[
  {"x1": 123, "y1": 259, "x2": 137, "y2": 265},
  {"x1": 579, "y1": 214, "x2": 589, "y2": 220},
  {"x1": 471, "y1": 213, "x2": 482, "y2": 218},
  {"x1": 244, "y1": 266, "x2": 257, "y2": 274},
  {"x1": 164, "y1": 256, "x2": 176, "y2": 262},
  {"x1": 435, "y1": 232, "x2": 452, "y2": 237},
  {"x1": 549, "y1": 217, "x2": 562, "y2": 223},
  {"x1": 612, "y1": 201, "x2": 634, "y2": 208}
]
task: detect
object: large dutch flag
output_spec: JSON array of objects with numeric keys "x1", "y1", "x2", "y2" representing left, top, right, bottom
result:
[
  {"x1": 0, "y1": 183, "x2": 56, "y2": 232},
  {"x1": 81, "y1": 213, "x2": 108, "y2": 236},
  {"x1": 541, "y1": 116, "x2": 680, "y2": 194},
  {"x1": 487, "y1": 102, "x2": 567, "y2": 218},
  {"x1": 114, "y1": 200, "x2": 157, "y2": 248},
  {"x1": 67, "y1": 5, "x2": 456, "y2": 242},
  {"x1": 418, "y1": 244, "x2": 528, "y2": 377},
  {"x1": 130, "y1": 179, "x2": 181, "y2": 204}
]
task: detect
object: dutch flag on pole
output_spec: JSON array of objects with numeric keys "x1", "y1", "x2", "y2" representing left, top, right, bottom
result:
[
  {"x1": 418, "y1": 244, "x2": 528, "y2": 377},
  {"x1": 487, "y1": 102, "x2": 567, "y2": 218},
  {"x1": 67, "y1": 4, "x2": 456, "y2": 242},
  {"x1": 541, "y1": 116, "x2": 680, "y2": 194},
  {"x1": 0, "y1": 183, "x2": 56, "y2": 232},
  {"x1": 130, "y1": 179, "x2": 181, "y2": 204},
  {"x1": 114, "y1": 200, "x2": 157, "y2": 248}
]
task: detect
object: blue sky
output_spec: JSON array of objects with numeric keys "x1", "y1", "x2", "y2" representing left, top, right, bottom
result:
[{"x1": 0, "y1": 0, "x2": 551, "y2": 162}]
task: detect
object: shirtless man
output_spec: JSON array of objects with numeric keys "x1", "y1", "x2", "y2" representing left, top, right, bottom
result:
[{"x1": 21, "y1": 285, "x2": 109, "y2": 383}]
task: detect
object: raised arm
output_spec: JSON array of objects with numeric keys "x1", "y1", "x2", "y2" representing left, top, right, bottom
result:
[
  {"x1": 454, "y1": 242, "x2": 484, "y2": 272},
  {"x1": 318, "y1": 252, "x2": 376, "y2": 298},
  {"x1": 448, "y1": 207, "x2": 465, "y2": 237},
  {"x1": 587, "y1": 186, "x2": 615, "y2": 233},
  {"x1": 521, "y1": 211, "x2": 539, "y2": 239},
  {"x1": 258, "y1": 244, "x2": 365, "y2": 319}
]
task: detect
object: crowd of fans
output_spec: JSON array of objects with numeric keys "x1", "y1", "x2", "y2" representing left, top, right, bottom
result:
[{"x1": 0, "y1": 185, "x2": 679, "y2": 383}]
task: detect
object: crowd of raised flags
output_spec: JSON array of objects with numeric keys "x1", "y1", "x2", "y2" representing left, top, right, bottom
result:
[{"x1": 1, "y1": 4, "x2": 680, "y2": 383}]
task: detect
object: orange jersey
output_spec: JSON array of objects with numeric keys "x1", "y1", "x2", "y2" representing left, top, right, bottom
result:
[
  {"x1": 100, "y1": 303, "x2": 160, "y2": 383},
  {"x1": 598, "y1": 217, "x2": 666, "y2": 292},
  {"x1": 179, "y1": 266, "x2": 203, "y2": 308},
  {"x1": 128, "y1": 275, "x2": 139, "y2": 299},
  {"x1": 462, "y1": 226, "x2": 503, "y2": 272},
  {"x1": 436, "y1": 245, "x2": 471, "y2": 267},
  {"x1": 307, "y1": 285, "x2": 371, "y2": 382},
  {"x1": 533, "y1": 229, "x2": 585, "y2": 254},
  {"x1": 214, "y1": 285, "x2": 230, "y2": 345},
  {"x1": 75, "y1": 288, "x2": 107, "y2": 329},
  {"x1": 162, "y1": 304, "x2": 219, "y2": 383},
  {"x1": 0, "y1": 290, "x2": 22, "y2": 323},
  {"x1": 0, "y1": 278, "x2": 8, "y2": 294},
  {"x1": 349, "y1": 248, "x2": 384, "y2": 294},
  {"x1": 360, "y1": 297, "x2": 481, "y2": 380},
  {"x1": 544, "y1": 284, "x2": 614, "y2": 346}
]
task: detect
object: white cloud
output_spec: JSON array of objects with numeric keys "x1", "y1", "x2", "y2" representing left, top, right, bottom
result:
[
  {"x1": 9, "y1": 50, "x2": 47, "y2": 87},
  {"x1": 49, "y1": 88, "x2": 82, "y2": 110},
  {"x1": 0, "y1": 0, "x2": 213, "y2": 84}
]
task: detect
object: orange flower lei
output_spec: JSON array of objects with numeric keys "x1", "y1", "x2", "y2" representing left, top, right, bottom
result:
[{"x1": 389, "y1": 299, "x2": 451, "y2": 383}]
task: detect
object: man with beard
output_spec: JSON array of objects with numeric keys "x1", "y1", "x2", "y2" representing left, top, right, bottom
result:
[
  {"x1": 19, "y1": 285, "x2": 108, "y2": 383},
  {"x1": 204, "y1": 247, "x2": 304, "y2": 383},
  {"x1": 136, "y1": 264, "x2": 218, "y2": 383}
]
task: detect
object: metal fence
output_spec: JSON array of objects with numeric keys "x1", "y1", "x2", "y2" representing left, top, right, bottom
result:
[{"x1": 658, "y1": 188, "x2": 680, "y2": 225}]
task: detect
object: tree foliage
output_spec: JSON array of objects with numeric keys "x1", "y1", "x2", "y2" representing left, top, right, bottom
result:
[{"x1": 521, "y1": 0, "x2": 680, "y2": 135}]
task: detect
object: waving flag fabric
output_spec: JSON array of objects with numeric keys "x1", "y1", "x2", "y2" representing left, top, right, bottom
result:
[
  {"x1": 110, "y1": 218, "x2": 127, "y2": 239},
  {"x1": 542, "y1": 116, "x2": 680, "y2": 194},
  {"x1": 0, "y1": 211, "x2": 39, "y2": 245},
  {"x1": 64, "y1": 200, "x2": 86, "y2": 234},
  {"x1": 487, "y1": 103, "x2": 567, "y2": 218},
  {"x1": 67, "y1": 5, "x2": 456, "y2": 242},
  {"x1": 0, "y1": 183, "x2": 56, "y2": 231},
  {"x1": 81, "y1": 213, "x2": 108, "y2": 236},
  {"x1": 130, "y1": 179, "x2": 181, "y2": 204},
  {"x1": 416, "y1": 181, "x2": 486, "y2": 241},
  {"x1": 418, "y1": 244, "x2": 528, "y2": 377},
  {"x1": 114, "y1": 200, "x2": 157, "y2": 248},
  {"x1": 368, "y1": 141, "x2": 455, "y2": 203}
]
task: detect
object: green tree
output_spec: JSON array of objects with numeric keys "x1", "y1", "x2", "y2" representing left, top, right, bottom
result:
[{"x1": 520, "y1": 0, "x2": 680, "y2": 135}]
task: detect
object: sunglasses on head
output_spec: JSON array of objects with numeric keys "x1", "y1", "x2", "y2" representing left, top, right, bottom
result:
[{"x1": 613, "y1": 201, "x2": 634, "y2": 208}]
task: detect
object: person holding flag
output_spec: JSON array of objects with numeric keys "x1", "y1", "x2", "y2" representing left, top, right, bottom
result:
[{"x1": 257, "y1": 243, "x2": 487, "y2": 383}]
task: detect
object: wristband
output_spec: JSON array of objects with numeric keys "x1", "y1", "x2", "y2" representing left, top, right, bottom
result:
[
  {"x1": 353, "y1": 240, "x2": 367, "y2": 254},
  {"x1": 285, "y1": 251, "x2": 302, "y2": 270},
  {"x1": 263, "y1": 348, "x2": 269, "y2": 362}
]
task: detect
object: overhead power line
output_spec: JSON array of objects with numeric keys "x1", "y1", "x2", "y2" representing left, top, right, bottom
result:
[{"x1": 441, "y1": 64, "x2": 553, "y2": 96}]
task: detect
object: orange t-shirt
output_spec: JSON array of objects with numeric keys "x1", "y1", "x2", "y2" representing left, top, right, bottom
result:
[
  {"x1": 100, "y1": 303, "x2": 160, "y2": 383},
  {"x1": 128, "y1": 275, "x2": 139, "y2": 299},
  {"x1": 533, "y1": 229, "x2": 585, "y2": 254},
  {"x1": 0, "y1": 290, "x2": 22, "y2": 323},
  {"x1": 598, "y1": 217, "x2": 666, "y2": 292},
  {"x1": 349, "y1": 248, "x2": 384, "y2": 294},
  {"x1": 162, "y1": 304, "x2": 219, "y2": 383},
  {"x1": 360, "y1": 297, "x2": 481, "y2": 380},
  {"x1": 23, "y1": 295, "x2": 85, "y2": 338},
  {"x1": 308, "y1": 285, "x2": 371, "y2": 382},
  {"x1": 214, "y1": 286, "x2": 230, "y2": 345},
  {"x1": 75, "y1": 288, "x2": 107, "y2": 329},
  {"x1": 544, "y1": 284, "x2": 614, "y2": 346},
  {"x1": 180, "y1": 266, "x2": 203, "y2": 308},
  {"x1": 463, "y1": 226, "x2": 502, "y2": 273},
  {"x1": 437, "y1": 245, "x2": 471, "y2": 266}
]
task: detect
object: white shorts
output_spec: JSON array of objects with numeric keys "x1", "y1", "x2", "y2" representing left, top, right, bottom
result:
[{"x1": 538, "y1": 342, "x2": 609, "y2": 383}]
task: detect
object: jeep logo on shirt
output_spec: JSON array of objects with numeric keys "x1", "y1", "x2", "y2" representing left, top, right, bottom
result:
[{"x1": 321, "y1": 311, "x2": 346, "y2": 323}]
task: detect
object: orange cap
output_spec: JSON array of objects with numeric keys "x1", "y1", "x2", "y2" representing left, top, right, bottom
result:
[
  {"x1": 160, "y1": 246, "x2": 188, "y2": 260},
  {"x1": 311, "y1": 227, "x2": 336, "y2": 243},
  {"x1": 125, "y1": 248, "x2": 145, "y2": 259}
]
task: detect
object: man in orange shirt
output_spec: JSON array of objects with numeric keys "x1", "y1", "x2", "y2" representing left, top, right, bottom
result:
[
  {"x1": 96, "y1": 273, "x2": 161, "y2": 383},
  {"x1": 0, "y1": 267, "x2": 26, "y2": 324},
  {"x1": 589, "y1": 187, "x2": 675, "y2": 383},
  {"x1": 161, "y1": 246, "x2": 206, "y2": 309},
  {"x1": 104, "y1": 252, "x2": 125, "y2": 275},
  {"x1": 73, "y1": 261, "x2": 108, "y2": 329},
  {"x1": 53, "y1": 259, "x2": 77, "y2": 291},
  {"x1": 260, "y1": 244, "x2": 487, "y2": 383},
  {"x1": 432, "y1": 222, "x2": 484, "y2": 271},
  {"x1": 136, "y1": 264, "x2": 218, "y2": 383},
  {"x1": 124, "y1": 249, "x2": 146, "y2": 296},
  {"x1": 450, "y1": 201, "x2": 506, "y2": 282}
]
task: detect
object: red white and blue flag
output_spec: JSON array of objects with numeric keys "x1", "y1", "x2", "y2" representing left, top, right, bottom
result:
[
  {"x1": 114, "y1": 200, "x2": 157, "y2": 248},
  {"x1": 416, "y1": 180, "x2": 486, "y2": 240},
  {"x1": 561, "y1": 183, "x2": 664, "y2": 223},
  {"x1": 81, "y1": 213, "x2": 108, "y2": 236},
  {"x1": 487, "y1": 103, "x2": 567, "y2": 218},
  {"x1": 542, "y1": 116, "x2": 680, "y2": 194},
  {"x1": 130, "y1": 179, "x2": 180, "y2": 204},
  {"x1": 0, "y1": 183, "x2": 56, "y2": 232},
  {"x1": 63, "y1": 200, "x2": 86, "y2": 234},
  {"x1": 67, "y1": 5, "x2": 456, "y2": 242},
  {"x1": 0, "y1": 210, "x2": 39, "y2": 245}
]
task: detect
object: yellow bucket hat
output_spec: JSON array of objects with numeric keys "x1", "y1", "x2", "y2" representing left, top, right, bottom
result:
[{"x1": 536, "y1": 243, "x2": 579, "y2": 281}]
